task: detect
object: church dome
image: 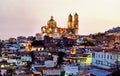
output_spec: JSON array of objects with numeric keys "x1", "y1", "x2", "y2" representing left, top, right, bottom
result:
[{"x1": 47, "y1": 16, "x2": 57, "y2": 28}]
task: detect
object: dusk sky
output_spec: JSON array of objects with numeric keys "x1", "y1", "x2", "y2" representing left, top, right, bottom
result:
[{"x1": 0, "y1": 0, "x2": 120, "y2": 39}]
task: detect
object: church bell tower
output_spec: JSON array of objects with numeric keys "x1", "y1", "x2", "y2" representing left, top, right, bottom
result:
[
  {"x1": 68, "y1": 14, "x2": 73, "y2": 29},
  {"x1": 73, "y1": 13, "x2": 79, "y2": 35}
]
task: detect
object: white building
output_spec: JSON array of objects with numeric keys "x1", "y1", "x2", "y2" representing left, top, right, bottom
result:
[
  {"x1": 64, "y1": 65, "x2": 79, "y2": 76},
  {"x1": 44, "y1": 60, "x2": 56, "y2": 67},
  {"x1": 21, "y1": 55, "x2": 32, "y2": 62},
  {"x1": 46, "y1": 69, "x2": 61, "y2": 76},
  {"x1": 92, "y1": 49, "x2": 120, "y2": 70}
]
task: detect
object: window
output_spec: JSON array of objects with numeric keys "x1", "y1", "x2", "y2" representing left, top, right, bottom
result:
[
  {"x1": 103, "y1": 61, "x2": 107, "y2": 66},
  {"x1": 107, "y1": 55, "x2": 109, "y2": 59},
  {"x1": 110, "y1": 55, "x2": 112, "y2": 59},
  {"x1": 96, "y1": 60, "x2": 101, "y2": 64},
  {"x1": 92, "y1": 53, "x2": 95, "y2": 58},
  {"x1": 101, "y1": 54, "x2": 103, "y2": 58},
  {"x1": 101, "y1": 61, "x2": 103, "y2": 65},
  {"x1": 99, "y1": 54, "x2": 100, "y2": 58},
  {"x1": 95, "y1": 53, "x2": 97, "y2": 58},
  {"x1": 98, "y1": 60, "x2": 100, "y2": 64}
]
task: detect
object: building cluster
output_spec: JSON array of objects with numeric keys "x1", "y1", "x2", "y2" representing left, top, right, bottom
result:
[
  {"x1": 41, "y1": 13, "x2": 79, "y2": 39},
  {"x1": 0, "y1": 13, "x2": 120, "y2": 76},
  {"x1": 92, "y1": 32, "x2": 120, "y2": 44}
]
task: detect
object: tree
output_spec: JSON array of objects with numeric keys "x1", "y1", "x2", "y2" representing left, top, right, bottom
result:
[
  {"x1": 56, "y1": 42, "x2": 61, "y2": 47},
  {"x1": 57, "y1": 51, "x2": 66, "y2": 66},
  {"x1": 6, "y1": 68, "x2": 15, "y2": 76},
  {"x1": 60, "y1": 71, "x2": 65, "y2": 76},
  {"x1": 80, "y1": 41, "x2": 95, "y2": 46},
  {"x1": 26, "y1": 61, "x2": 32, "y2": 69},
  {"x1": 30, "y1": 51, "x2": 35, "y2": 63}
]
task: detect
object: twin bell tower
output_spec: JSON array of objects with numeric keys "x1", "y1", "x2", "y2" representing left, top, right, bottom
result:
[{"x1": 68, "y1": 13, "x2": 79, "y2": 35}]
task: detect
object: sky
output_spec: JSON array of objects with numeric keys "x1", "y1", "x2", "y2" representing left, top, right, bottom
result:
[{"x1": 0, "y1": 0, "x2": 120, "y2": 39}]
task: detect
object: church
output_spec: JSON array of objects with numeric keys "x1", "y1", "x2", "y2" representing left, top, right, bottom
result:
[{"x1": 41, "y1": 13, "x2": 79, "y2": 38}]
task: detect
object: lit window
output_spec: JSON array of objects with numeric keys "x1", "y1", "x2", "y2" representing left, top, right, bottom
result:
[{"x1": 1, "y1": 65, "x2": 4, "y2": 68}]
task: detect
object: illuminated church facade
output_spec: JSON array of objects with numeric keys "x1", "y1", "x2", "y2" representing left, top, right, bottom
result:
[{"x1": 41, "y1": 13, "x2": 79, "y2": 38}]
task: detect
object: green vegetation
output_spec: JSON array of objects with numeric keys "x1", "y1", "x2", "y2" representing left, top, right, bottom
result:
[
  {"x1": 80, "y1": 41, "x2": 95, "y2": 46},
  {"x1": 6, "y1": 68, "x2": 15, "y2": 76},
  {"x1": 57, "y1": 51, "x2": 66, "y2": 67},
  {"x1": 60, "y1": 71, "x2": 65, "y2": 76}
]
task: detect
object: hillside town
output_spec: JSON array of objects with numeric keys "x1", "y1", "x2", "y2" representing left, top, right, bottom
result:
[{"x1": 0, "y1": 14, "x2": 120, "y2": 76}]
